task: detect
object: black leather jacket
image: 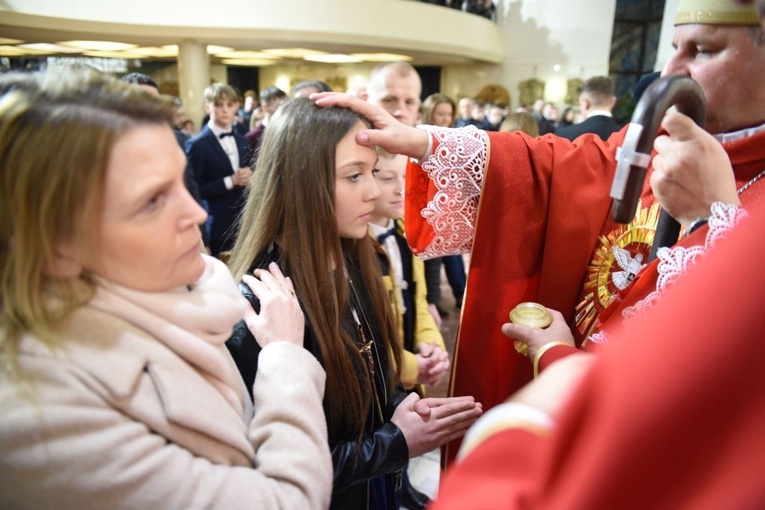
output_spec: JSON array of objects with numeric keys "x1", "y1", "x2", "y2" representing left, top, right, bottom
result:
[{"x1": 226, "y1": 248, "x2": 409, "y2": 509}]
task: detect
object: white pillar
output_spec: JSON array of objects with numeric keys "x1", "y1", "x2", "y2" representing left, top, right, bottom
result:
[{"x1": 178, "y1": 39, "x2": 210, "y2": 130}]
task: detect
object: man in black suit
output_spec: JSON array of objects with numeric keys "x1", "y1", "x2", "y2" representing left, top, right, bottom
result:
[
  {"x1": 186, "y1": 83, "x2": 253, "y2": 258},
  {"x1": 556, "y1": 76, "x2": 622, "y2": 142}
]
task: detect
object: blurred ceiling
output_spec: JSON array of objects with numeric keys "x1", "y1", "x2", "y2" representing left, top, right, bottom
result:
[{"x1": 0, "y1": 7, "x2": 501, "y2": 67}]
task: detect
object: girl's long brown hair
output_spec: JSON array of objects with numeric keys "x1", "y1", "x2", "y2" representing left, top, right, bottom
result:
[{"x1": 228, "y1": 98, "x2": 402, "y2": 442}]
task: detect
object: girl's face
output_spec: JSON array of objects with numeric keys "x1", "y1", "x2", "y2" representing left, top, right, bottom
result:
[
  {"x1": 334, "y1": 121, "x2": 381, "y2": 239},
  {"x1": 431, "y1": 102, "x2": 454, "y2": 127},
  {"x1": 61, "y1": 125, "x2": 208, "y2": 291}
]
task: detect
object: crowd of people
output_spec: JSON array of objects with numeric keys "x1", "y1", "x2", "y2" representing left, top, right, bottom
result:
[
  {"x1": 434, "y1": 75, "x2": 623, "y2": 142},
  {"x1": 2, "y1": 0, "x2": 765, "y2": 508},
  {"x1": 420, "y1": 0, "x2": 496, "y2": 20}
]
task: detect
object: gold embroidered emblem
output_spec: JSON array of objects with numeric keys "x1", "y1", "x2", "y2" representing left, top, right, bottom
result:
[{"x1": 574, "y1": 202, "x2": 660, "y2": 339}]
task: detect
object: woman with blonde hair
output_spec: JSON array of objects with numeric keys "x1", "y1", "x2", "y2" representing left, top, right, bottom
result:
[
  {"x1": 421, "y1": 92, "x2": 456, "y2": 128},
  {"x1": 226, "y1": 98, "x2": 482, "y2": 509},
  {"x1": 0, "y1": 68, "x2": 331, "y2": 509}
]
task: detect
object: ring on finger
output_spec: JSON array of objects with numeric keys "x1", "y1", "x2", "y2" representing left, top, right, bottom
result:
[{"x1": 283, "y1": 287, "x2": 296, "y2": 298}]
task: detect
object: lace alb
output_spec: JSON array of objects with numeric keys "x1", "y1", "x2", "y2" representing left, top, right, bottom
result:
[{"x1": 418, "y1": 125, "x2": 486, "y2": 259}]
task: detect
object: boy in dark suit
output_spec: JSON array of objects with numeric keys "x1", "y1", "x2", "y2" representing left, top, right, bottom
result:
[{"x1": 186, "y1": 83, "x2": 253, "y2": 257}]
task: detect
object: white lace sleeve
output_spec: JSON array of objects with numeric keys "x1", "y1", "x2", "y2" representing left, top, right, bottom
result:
[
  {"x1": 620, "y1": 202, "x2": 747, "y2": 325},
  {"x1": 416, "y1": 125, "x2": 487, "y2": 259}
]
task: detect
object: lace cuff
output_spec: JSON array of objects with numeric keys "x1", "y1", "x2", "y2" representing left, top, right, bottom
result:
[
  {"x1": 416, "y1": 125, "x2": 487, "y2": 259},
  {"x1": 621, "y1": 202, "x2": 746, "y2": 325}
]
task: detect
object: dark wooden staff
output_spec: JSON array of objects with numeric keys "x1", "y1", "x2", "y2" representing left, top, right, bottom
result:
[{"x1": 609, "y1": 75, "x2": 706, "y2": 261}]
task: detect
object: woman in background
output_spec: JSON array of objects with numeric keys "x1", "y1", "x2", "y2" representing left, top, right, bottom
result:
[
  {"x1": 557, "y1": 106, "x2": 577, "y2": 130},
  {"x1": 0, "y1": 68, "x2": 331, "y2": 509},
  {"x1": 226, "y1": 98, "x2": 481, "y2": 509},
  {"x1": 500, "y1": 110, "x2": 540, "y2": 137}
]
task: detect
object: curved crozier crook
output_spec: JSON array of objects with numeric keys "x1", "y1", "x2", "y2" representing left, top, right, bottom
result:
[{"x1": 609, "y1": 75, "x2": 706, "y2": 261}]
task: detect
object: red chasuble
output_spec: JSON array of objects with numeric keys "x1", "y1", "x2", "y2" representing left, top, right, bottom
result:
[
  {"x1": 405, "y1": 126, "x2": 765, "y2": 465},
  {"x1": 430, "y1": 199, "x2": 765, "y2": 510}
]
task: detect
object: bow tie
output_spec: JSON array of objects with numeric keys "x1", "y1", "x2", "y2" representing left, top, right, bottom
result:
[
  {"x1": 219, "y1": 131, "x2": 234, "y2": 139},
  {"x1": 377, "y1": 226, "x2": 398, "y2": 245}
]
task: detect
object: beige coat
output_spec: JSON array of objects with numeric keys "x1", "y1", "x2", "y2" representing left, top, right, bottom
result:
[{"x1": 0, "y1": 305, "x2": 332, "y2": 509}]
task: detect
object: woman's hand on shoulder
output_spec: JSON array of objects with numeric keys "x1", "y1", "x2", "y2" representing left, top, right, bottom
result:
[{"x1": 241, "y1": 262, "x2": 304, "y2": 348}]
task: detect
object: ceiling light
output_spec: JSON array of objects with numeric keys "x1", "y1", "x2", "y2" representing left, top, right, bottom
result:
[
  {"x1": 350, "y1": 53, "x2": 413, "y2": 62},
  {"x1": 205, "y1": 45, "x2": 234, "y2": 54},
  {"x1": 214, "y1": 50, "x2": 277, "y2": 59},
  {"x1": 160, "y1": 44, "x2": 235, "y2": 55},
  {"x1": 221, "y1": 58, "x2": 276, "y2": 66},
  {"x1": 263, "y1": 48, "x2": 329, "y2": 58},
  {"x1": 0, "y1": 38, "x2": 24, "y2": 45},
  {"x1": 129, "y1": 47, "x2": 178, "y2": 57},
  {"x1": 304, "y1": 54, "x2": 362, "y2": 64},
  {"x1": 58, "y1": 40, "x2": 137, "y2": 51},
  {"x1": 18, "y1": 43, "x2": 83, "y2": 54},
  {"x1": 0, "y1": 45, "x2": 46, "y2": 56},
  {"x1": 82, "y1": 50, "x2": 146, "y2": 59}
]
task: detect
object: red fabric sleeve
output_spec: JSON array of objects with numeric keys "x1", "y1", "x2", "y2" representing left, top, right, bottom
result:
[
  {"x1": 404, "y1": 157, "x2": 437, "y2": 256},
  {"x1": 536, "y1": 344, "x2": 580, "y2": 374},
  {"x1": 431, "y1": 429, "x2": 547, "y2": 510}
]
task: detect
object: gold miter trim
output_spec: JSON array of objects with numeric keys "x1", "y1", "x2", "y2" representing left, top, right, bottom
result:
[{"x1": 674, "y1": 0, "x2": 760, "y2": 25}]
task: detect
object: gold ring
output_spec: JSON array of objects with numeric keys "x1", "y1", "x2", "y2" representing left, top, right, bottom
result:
[{"x1": 284, "y1": 288, "x2": 296, "y2": 298}]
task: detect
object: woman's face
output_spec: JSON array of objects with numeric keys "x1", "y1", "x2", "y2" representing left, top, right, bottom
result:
[
  {"x1": 334, "y1": 121, "x2": 381, "y2": 239},
  {"x1": 68, "y1": 124, "x2": 208, "y2": 291},
  {"x1": 431, "y1": 102, "x2": 454, "y2": 127}
]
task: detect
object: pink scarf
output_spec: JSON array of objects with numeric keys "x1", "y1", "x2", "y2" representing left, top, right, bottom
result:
[{"x1": 89, "y1": 255, "x2": 248, "y2": 415}]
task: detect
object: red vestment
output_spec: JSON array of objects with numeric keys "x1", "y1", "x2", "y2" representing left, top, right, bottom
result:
[
  {"x1": 539, "y1": 199, "x2": 761, "y2": 371},
  {"x1": 429, "y1": 198, "x2": 765, "y2": 509},
  {"x1": 405, "y1": 126, "x2": 765, "y2": 464}
]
